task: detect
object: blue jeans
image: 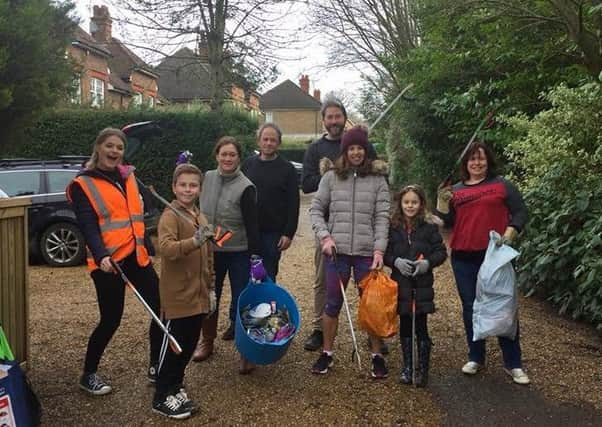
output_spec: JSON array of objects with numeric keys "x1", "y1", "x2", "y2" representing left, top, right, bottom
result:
[
  {"x1": 214, "y1": 251, "x2": 250, "y2": 322},
  {"x1": 259, "y1": 231, "x2": 282, "y2": 281},
  {"x1": 324, "y1": 254, "x2": 372, "y2": 317},
  {"x1": 451, "y1": 255, "x2": 522, "y2": 369}
]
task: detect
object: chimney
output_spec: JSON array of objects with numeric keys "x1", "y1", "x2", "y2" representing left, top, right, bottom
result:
[
  {"x1": 90, "y1": 5, "x2": 112, "y2": 43},
  {"x1": 197, "y1": 31, "x2": 209, "y2": 61},
  {"x1": 299, "y1": 75, "x2": 309, "y2": 94},
  {"x1": 313, "y1": 89, "x2": 321, "y2": 102}
]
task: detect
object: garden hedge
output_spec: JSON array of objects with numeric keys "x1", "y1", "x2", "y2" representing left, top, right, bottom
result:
[{"x1": 13, "y1": 108, "x2": 259, "y2": 196}]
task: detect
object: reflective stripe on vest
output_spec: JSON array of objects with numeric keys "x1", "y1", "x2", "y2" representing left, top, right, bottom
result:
[{"x1": 71, "y1": 173, "x2": 149, "y2": 271}]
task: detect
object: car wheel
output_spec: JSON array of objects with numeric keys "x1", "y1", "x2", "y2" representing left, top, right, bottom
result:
[{"x1": 40, "y1": 222, "x2": 86, "y2": 267}]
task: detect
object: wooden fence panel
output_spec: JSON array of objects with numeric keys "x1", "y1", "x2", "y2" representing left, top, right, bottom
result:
[{"x1": 0, "y1": 197, "x2": 30, "y2": 364}]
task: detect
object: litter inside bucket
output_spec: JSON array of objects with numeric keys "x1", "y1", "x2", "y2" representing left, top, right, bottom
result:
[{"x1": 235, "y1": 278, "x2": 300, "y2": 365}]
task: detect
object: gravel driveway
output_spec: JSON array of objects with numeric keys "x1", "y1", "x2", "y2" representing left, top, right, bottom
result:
[{"x1": 27, "y1": 193, "x2": 602, "y2": 426}]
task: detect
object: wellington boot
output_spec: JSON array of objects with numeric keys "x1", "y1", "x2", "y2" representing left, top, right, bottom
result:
[
  {"x1": 399, "y1": 337, "x2": 413, "y2": 385},
  {"x1": 415, "y1": 338, "x2": 432, "y2": 388}
]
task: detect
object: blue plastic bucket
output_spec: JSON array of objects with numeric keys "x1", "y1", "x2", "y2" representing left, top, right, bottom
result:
[{"x1": 235, "y1": 278, "x2": 300, "y2": 365}]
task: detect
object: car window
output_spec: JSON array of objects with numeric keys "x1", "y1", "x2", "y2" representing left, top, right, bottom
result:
[
  {"x1": 0, "y1": 171, "x2": 41, "y2": 196},
  {"x1": 47, "y1": 170, "x2": 78, "y2": 193}
]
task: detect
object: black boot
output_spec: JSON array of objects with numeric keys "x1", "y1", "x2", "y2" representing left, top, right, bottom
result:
[
  {"x1": 399, "y1": 338, "x2": 413, "y2": 385},
  {"x1": 415, "y1": 338, "x2": 432, "y2": 388}
]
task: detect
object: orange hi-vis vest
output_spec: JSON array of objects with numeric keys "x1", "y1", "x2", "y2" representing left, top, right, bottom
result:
[{"x1": 67, "y1": 171, "x2": 149, "y2": 271}]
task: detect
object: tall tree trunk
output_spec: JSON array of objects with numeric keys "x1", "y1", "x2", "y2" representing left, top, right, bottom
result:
[{"x1": 550, "y1": 0, "x2": 602, "y2": 76}]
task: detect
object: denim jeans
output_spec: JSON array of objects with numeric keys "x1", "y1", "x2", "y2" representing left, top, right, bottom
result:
[
  {"x1": 259, "y1": 231, "x2": 282, "y2": 281},
  {"x1": 451, "y1": 255, "x2": 522, "y2": 369},
  {"x1": 214, "y1": 251, "x2": 250, "y2": 322},
  {"x1": 324, "y1": 254, "x2": 372, "y2": 317}
]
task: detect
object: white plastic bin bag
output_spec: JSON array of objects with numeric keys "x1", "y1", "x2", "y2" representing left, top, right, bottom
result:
[{"x1": 472, "y1": 231, "x2": 519, "y2": 341}]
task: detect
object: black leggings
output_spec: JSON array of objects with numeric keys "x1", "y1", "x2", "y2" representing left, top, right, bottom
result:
[
  {"x1": 399, "y1": 314, "x2": 429, "y2": 340},
  {"x1": 155, "y1": 313, "x2": 205, "y2": 401},
  {"x1": 83, "y1": 252, "x2": 162, "y2": 373}
]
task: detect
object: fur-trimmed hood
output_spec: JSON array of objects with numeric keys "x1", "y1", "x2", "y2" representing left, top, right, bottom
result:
[{"x1": 319, "y1": 157, "x2": 389, "y2": 176}]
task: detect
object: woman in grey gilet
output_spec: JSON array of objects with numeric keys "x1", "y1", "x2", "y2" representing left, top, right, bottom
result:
[{"x1": 193, "y1": 136, "x2": 260, "y2": 374}]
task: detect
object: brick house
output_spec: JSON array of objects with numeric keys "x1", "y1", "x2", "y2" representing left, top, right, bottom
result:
[
  {"x1": 68, "y1": 26, "x2": 114, "y2": 107},
  {"x1": 156, "y1": 47, "x2": 261, "y2": 114},
  {"x1": 68, "y1": 5, "x2": 159, "y2": 109},
  {"x1": 260, "y1": 76, "x2": 323, "y2": 139}
]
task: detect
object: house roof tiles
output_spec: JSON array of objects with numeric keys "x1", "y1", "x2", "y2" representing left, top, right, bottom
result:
[
  {"x1": 72, "y1": 26, "x2": 111, "y2": 57},
  {"x1": 105, "y1": 38, "x2": 159, "y2": 80},
  {"x1": 156, "y1": 47, "x2": 214, "y2": 101},
  {"x1": 260, "y1": 79, "x2": 322, "y2": 111}
]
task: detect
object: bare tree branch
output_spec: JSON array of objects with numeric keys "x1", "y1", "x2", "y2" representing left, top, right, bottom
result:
[{"x1": 112, "y1": 0, "x2": 307, "y2": 109}]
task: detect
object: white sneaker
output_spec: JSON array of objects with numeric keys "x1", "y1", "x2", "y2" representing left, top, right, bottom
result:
[
  {"x1": 505, "y1": 368, "x2": 531, "y2": 385},
  {"x1": 461, "y1": 361, "x2": 482, "y2": 375}
]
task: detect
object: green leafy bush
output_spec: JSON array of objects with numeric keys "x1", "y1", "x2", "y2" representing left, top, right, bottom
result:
[
  {"x1": 505, "y1": 83, "x2": 602, "y2": 328},
  {"x1": 11, "y1": 108, "x2": 258, "y2": 196}
]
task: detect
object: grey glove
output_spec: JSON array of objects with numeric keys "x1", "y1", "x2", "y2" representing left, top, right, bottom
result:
[
  {"x1": 412, "y1": 259, "x2": 430, "y2": 277},
  {"x1": 208, "y1": 290, "x2": 217, "y2": 315},
  {"x1": 394, "y1": 257, "x2": 414, "y2": 277},
  {"x1": 193, "y1": 226, "x2": 214, "y2": 247}
]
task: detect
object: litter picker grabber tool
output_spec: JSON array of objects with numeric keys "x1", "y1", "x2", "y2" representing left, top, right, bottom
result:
[
  {"x1": 441, "y1": 111, "x2": 495, "y2": 188},
  {"x1": 109, "y1": 259, "x2": 183, "y2": 355},
  {"x1": 332, "y1": 248, "x2": 362, "y2": 371},
  {"x1": 368, "y1": 83, "x2": 414, "y2": 132},
  {"x1": 411, "y1": 287, "x2": 417, "y2": 386},
  {"x1": 412, "y1": 253, "x2": 424, "y2": 386},
  {"x1": 146, "y1": 184, "x2": 233, "y2": 247}
]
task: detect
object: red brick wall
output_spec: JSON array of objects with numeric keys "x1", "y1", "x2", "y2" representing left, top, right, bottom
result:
[
  {"x1": 68, "y1": 45, "x2": 109, "y2": 106},
  {"x1": 130, "y1": 71, "x2": 158, "y2": 105}
]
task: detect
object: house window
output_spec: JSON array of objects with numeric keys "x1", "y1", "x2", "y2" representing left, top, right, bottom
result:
[
  {"x1": 266, "y1": 112, "x2": 273, "y2": 122},
  {"x1": 90, "y1": 78, "x2": 104, "y2": 107},
  {"x1": 132, "y1": 92, "x2": 143, "y2": 106},
  {"x1": 71, "y1": 77, "x2": 81, "y2": 104},
  {"x1": 147, "y1": 96, "x2": 155, "y2": 108}
]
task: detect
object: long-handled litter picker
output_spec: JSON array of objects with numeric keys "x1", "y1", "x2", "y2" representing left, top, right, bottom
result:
[
  {"x1": 411, "y1": 287, "x2": 417, "y2": 386},
  {"x1": 441, "y1": 111, "x2": 495, "y2": 187},
  {"x1": 368, "y1": 83, "x2": 414, "y2": 132},
  {"x1": 411, "y1": 254, "x2": 425, "y2": 386},
  {"x1": 109, "y1": 259, "x2": 183, "y2": 355},
  {"x1": 146, "y1": 185, "x2": 233, "y2": 248},
  {"x1": 332, "y1": 248, "x2": 362, "y2": 371}
]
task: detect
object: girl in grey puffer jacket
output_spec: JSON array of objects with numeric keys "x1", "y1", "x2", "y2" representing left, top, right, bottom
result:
[{"x1": 309, "y1": 126, "x2": 390, "y2": 378}]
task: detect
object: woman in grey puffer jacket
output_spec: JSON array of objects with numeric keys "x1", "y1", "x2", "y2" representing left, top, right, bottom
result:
[{"x1": 309, "y1": 126, "x2": 390, "y2": 378}]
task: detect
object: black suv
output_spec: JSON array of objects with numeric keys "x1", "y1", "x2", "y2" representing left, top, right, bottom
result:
[{"x1": 0, "y1": 122, "x2": 161, "y2": 267}]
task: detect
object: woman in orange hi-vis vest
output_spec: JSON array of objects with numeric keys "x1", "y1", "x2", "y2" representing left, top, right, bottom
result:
[{"x1": 67, "y1": 128, "x2": 161, "y2": 396}]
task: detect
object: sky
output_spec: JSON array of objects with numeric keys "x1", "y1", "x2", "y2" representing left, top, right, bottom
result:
[{"x1": 72, "y1": 1, "x2": 366, "y2": 102}]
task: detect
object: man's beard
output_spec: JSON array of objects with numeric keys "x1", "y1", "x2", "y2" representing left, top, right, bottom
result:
[{"x1": 326, "y1": 123, "x2": 344, "y2": 138}]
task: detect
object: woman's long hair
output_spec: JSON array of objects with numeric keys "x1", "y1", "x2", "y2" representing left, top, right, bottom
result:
[
  {"x1": 85, "y1": 128, "x2": 127, "y2": 170},
  {"x1": 333, "y1": 151, "x2": 373, "y2": 179},
  {"x1": 390, "y1": 185, "x2": 428, "y2": 229},
  {"x1": 459, "y1": 141, "x2": 497, "y2": 181}
]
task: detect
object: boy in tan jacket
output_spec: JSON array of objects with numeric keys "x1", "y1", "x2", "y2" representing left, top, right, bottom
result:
[{"x1": 152, "y1": 164, "x2": 216, "y2": 420}]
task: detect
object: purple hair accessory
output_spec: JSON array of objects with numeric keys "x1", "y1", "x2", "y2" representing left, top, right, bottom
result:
[{"x1": 176, "y1": 150, "x2": 193, "y2": 165}]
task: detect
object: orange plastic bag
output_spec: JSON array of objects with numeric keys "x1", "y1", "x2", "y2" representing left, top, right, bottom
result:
[{"x1": 358, "y1": 270, "x2": 399, "y2": 338}]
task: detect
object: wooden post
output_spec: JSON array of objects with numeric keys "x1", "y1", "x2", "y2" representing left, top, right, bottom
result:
[{"x1": 0, "y1": 197, "x2": 31, "y2": 366}]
